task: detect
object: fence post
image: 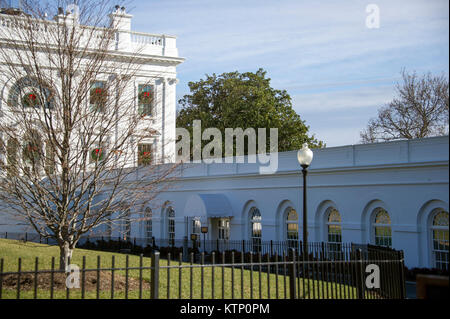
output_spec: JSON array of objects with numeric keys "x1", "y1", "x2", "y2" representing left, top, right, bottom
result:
[
  {"x1": 151, "y1": 251, "x2": 160, "y2": 299},
  {"x1": 355, "y1": 249, "x2": 364, "y2": 299},
  {"x1": 289, "y1": 248, "x2": 297, "y2": 299},
  {"x1": 398, "y1": 250, "x2": 406, "y2": 299},
  {"x1": 242, "y1": 240, "x2": 245, "y2": 254},
  {"x1": 270, "y1": 240, "x2": 273, "y2": 257},
  {"x1": 183, "y1": 236, "x2": 189, "y2": 262}
]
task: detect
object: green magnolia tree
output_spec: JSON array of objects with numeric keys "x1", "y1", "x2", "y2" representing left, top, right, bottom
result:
[{"x1": 177, "y1": 69, "x2": 324, "y2": 158}]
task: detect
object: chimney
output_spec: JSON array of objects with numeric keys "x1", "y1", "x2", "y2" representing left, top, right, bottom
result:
[
  {"x1": 108, "y1": 5, "x2": 133, "y2": 51},
  {"x1": 108, "y1": 5, "x2": 132, "y2": 31}
]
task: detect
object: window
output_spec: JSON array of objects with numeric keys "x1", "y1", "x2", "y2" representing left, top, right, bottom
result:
[
  {"x1": 138, "y1": 143, "x2": 153, "y2": 166},
  {"x1": 286, "y1": 208, "x2": 298, "y2": 249},
  {"x1": 373, "y1": 208, "x2": 392, "y2": 247},
  {"x1": 138, "y1": 84, "x2": 154, "y2": 116},
  {"x1": 8, "y1": 77, "x2": 54, "y2": 109},
  {"x1": 144, "y1": 207, "x2": 152, "y2": 245},
  {"x1": 431, "y1": 210, "x2": 449, "y2": 270},
  {"x1": 250, "y1": 207, "x2": 262, "y2": 252},
  {"x1": 192, "y1": 217, "x2": 201, "y2": 236},
  {"x1": 90, "y1": 81, "x2": 107, "y2": 112},
  {"x1": 326, "y1": 208, "x2": 342, "y2": 256},
  {"x1": 218, "y1": 218, "x2": 230, "y2": 240},
  {"x1": 167, "y1": 207, "x2": 175, "y2": 245}
]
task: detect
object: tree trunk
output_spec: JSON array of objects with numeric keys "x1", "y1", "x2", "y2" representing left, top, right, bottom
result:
[{"x1": 59, "y1": 242, "x2": 74, "y2": 271}]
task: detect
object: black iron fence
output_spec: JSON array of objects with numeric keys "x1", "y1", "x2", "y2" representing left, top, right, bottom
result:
[{"x1": 0, "y1": 244, "x2": 406, "y2": 299}]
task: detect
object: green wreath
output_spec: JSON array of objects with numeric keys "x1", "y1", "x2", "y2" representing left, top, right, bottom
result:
[
  {"x1": 138, "y1": 90, "x2": 152, "y2": 105},
  {"x1": 22, "y1": 92, "x2": 40, "y2": 108},
  {"x1": 90, "y1": 87, "x2": 107, "y2": 107},
  {"x1": 139, "y1": 150, "x2": 152, "y2": 165},
  {"x1": 91, "y1": 148, "x2": 104, "y2": 161}
]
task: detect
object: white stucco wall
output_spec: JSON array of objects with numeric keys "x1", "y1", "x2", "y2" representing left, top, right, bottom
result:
[{"x1": 147, "y1": 136, "x2": 449, "y2": 269}]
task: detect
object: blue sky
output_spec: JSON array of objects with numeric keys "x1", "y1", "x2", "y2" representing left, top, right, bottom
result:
[{"x1": 130, "y1": 0, "x2": 449, "y2": 147}]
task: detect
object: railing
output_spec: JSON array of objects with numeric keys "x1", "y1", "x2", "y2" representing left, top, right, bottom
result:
[
  {"x1": 0, "y1": 13, "x2": 171, "y2": 52},
  {"x1": 0, "y1": 232, "x2": 401, "y2": 261},
  {"x1": 0, "y1": 250, "x2": 406, "y2": 299},
  {"x1": 0, "y1": 232, "x2": 406, "y2": 299},
  {"x1": 129, "y1": 31, "x2": 163, "y2": 46}
]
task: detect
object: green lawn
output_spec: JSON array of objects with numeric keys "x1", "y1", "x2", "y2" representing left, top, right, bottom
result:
[{"x1": 0, "y1": 239, "x2": 363, "y2": 299}]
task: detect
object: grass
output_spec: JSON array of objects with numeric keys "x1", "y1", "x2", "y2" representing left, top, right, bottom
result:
[{"x1": 0, "y1": 239, "x2": 364, "y2": 299}]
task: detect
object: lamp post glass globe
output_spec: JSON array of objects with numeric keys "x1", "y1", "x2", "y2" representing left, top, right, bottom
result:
[{"x1": 297, "y1": 143, "x2": 313, "y2": 167}]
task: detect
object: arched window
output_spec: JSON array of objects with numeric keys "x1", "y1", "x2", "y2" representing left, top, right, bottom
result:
[
  {"x1": 431, "y1": 210, "x2": 449, "y2": 270},
  {"x1": 286, "y1": 208, "x2": 298, "y2": 249},
  {"x1": 8, "y1": 77, "x2": 54, "y2": 109},
  {"x1": 167, "y1": 207, "x2": 175, "y2": 245},
  {"x1": 326, "y1": 208, "x2": 342, "y2": 256},
  {"x1": 249, "y1": 207, "x2": 262, "y2": 252},
  {"x1": 144, "y1": 207, "x2": 152, "y2": 245},
  {"x1": 373, "y1": 208, "x2": 392, "y2": 247}
]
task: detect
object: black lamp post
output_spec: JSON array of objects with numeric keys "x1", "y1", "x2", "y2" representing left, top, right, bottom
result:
[{"x1": 297, "y1": 143, "x2": 313, "y2": 256}]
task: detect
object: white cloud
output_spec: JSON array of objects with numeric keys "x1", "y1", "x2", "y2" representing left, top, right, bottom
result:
[{"x1": 132, "y1": 0, "x2": 449, "y2": 147}]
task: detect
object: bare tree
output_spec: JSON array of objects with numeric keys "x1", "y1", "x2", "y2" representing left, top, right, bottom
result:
[
  {"x1": 0, "y1": 0, "x2": 178, "y2": 269},
  {"x1": 361, "y1": 70, "x2": 449, "y2": 143}
]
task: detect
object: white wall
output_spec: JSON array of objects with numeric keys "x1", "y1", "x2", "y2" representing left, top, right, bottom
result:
[{"x1": 150, "y1": 136, "x2": 449, "y2": 269}]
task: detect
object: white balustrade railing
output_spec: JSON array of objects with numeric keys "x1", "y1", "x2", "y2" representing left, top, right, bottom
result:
[{"x1": 129, "y1": 31, "x2": 163, "y2": 46}]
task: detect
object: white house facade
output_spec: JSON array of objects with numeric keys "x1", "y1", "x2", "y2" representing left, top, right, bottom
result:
[
  {"x1": 0, "y1": 4, "x2": 448, "y2": 271},
  {"x1": 141, "y1": 136, "x2": 448, "y2": 270}
]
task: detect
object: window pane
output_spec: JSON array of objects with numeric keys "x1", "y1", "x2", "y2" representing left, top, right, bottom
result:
[
  {"x1": 138, "y1": 84, "x2": 154, "y2": 116},
  {"x1": 90, "y1": 81, "x2": 107, "y2": 112},
  {"x1": 375, "y1": 209, "x2": 391, "y2": 224},
  {"x1": 138, "y1": 144, "x2": 153, "y2": 166},
  {"x1": 250, "y1": 207, "x2": 262, "y2": 252},
  {"x1": 432, "y1": 210, "x2": 449, "y2": 270}
]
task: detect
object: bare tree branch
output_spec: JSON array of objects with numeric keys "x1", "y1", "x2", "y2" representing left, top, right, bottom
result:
[
  {"x1": 361, "y1": 69, "x2": 449, "y2": 143},
  {"x1": 0, "y1": 0, "x2": 179, "y2": 269}
]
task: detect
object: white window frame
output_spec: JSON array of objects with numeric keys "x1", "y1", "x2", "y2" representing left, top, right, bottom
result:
[
  {"x1": 285, "y1": 208, "x2": 298, "y2": 249},
  {"x1": 372, "y1": 208, "x2": 392, "y2": 248},
  {"x1": 249, "y1": 207, "x2": 262, "y2": 252},
  {"x1": 144, "y1": 207, "x2": 152, "y2": 245},
  {"x1": 430, "y1": 209, "x2": 449, "y2": 270},
  {"x1": 167, "y1": 207, "x2": 175, "y2": 245}
]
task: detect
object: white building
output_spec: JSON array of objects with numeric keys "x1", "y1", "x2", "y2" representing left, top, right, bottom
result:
[
  {"x1": 0, "y1": 4, "x2": 448, "y2": 270},
  {"x1": 0, "y1": 5, "x2": 183, "y2": 166},
  {"x1": 141, "y1": 136, "x2": 448, "y2": 269}
]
